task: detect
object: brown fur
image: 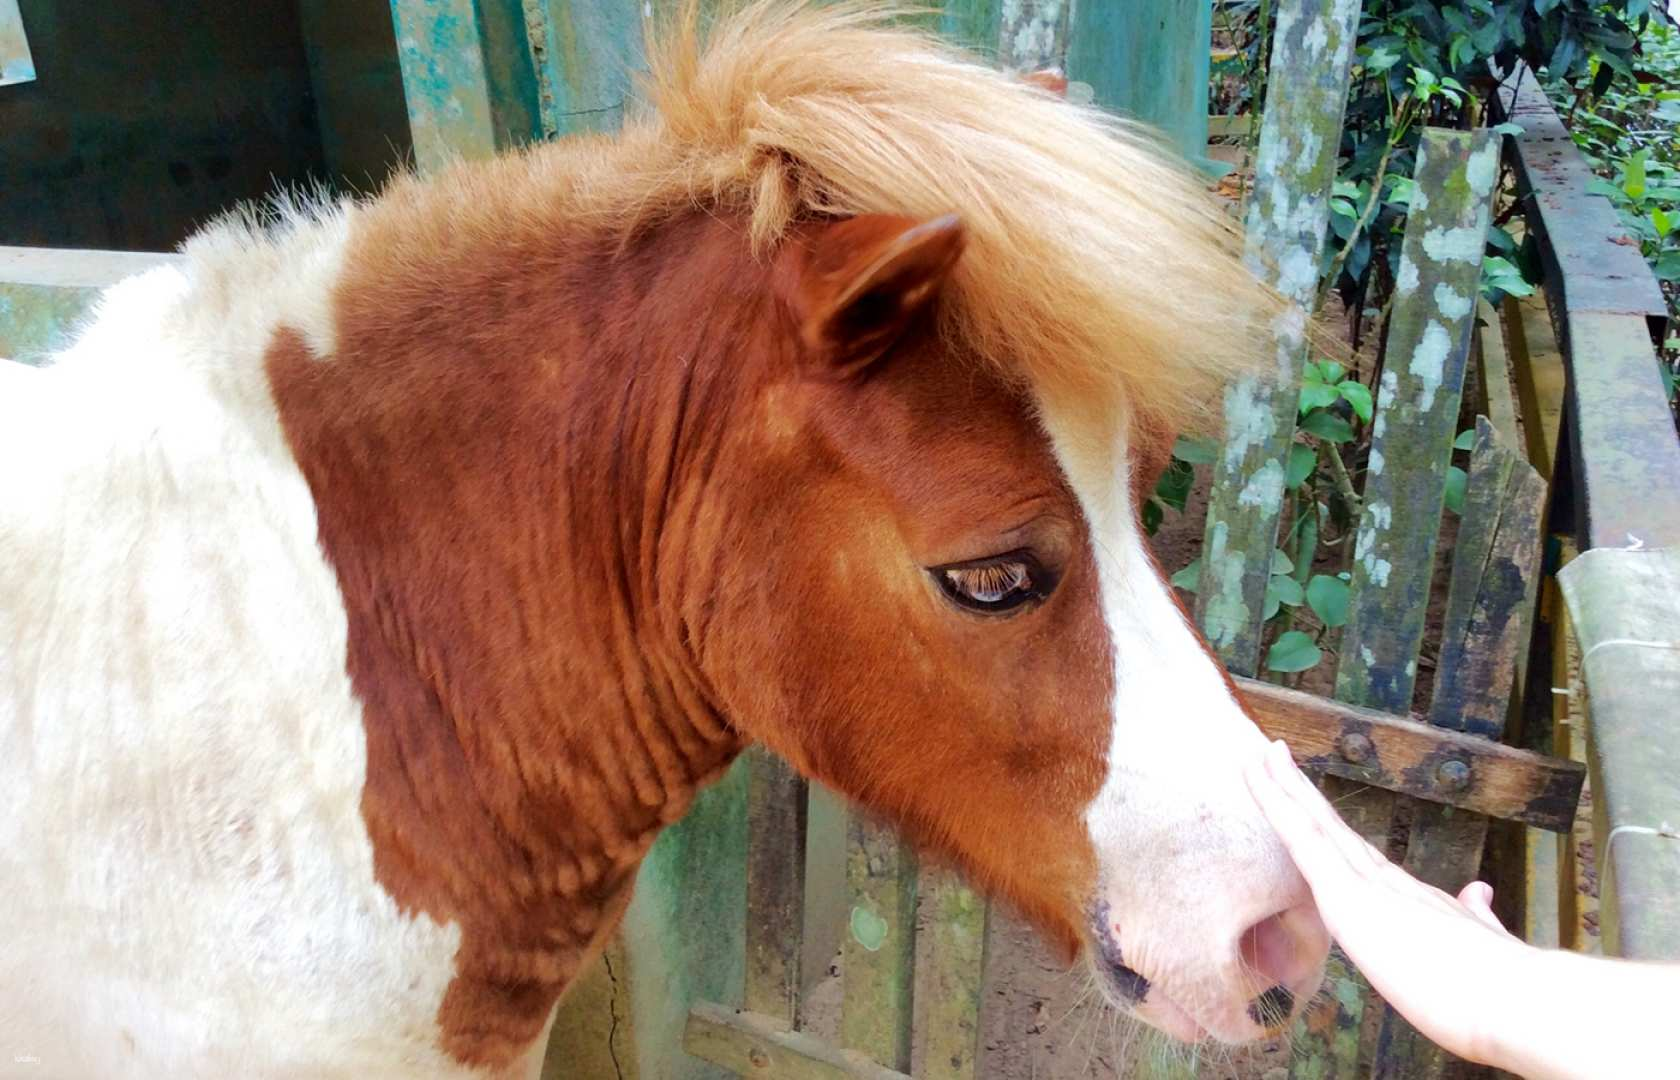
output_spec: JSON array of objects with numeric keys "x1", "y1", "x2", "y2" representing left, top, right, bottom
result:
[{"x1": 260, "y1": 2, "x2": 1279, "y2": 1067}]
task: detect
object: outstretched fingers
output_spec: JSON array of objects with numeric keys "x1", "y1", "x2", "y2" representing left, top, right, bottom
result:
[{"x1": 1245, "y1": 739, "x2": 1388, "y2": 887}]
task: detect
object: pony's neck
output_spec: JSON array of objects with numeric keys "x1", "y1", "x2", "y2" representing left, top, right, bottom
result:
[{"x1": 263, "y1": 191, "x2": 767, "y2": 1066}]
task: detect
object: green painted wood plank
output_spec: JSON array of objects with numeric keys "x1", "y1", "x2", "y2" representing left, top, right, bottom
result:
[
  {"x1": 1194, "y1": 0, "x2": 1363, "y2": 675},
  {"x1": 546, "y1": 756, "x2": 748, "y2": 1080},
  {"x1": 1336, "y1": 128, "x2": 1499, "y2": 712},
  {"x1": 527, "y1": 0, "x2": 648, "y2": 137},
  {"x1": 0, "y1": 247, "x2": 183, "y2": 362},
  {"x1": 684, "y1": 1002, "x2": 912, "y2": 1080},
  {"x1": 841, "y1": 816, "x2": 917, "y2": 1071},
  {"x1": 0, "y1": 0, "x2": 35, "y2": 86},
  {"x1": 1371, "y1": 419, "x2": 1547, "y2": 1079},
  {"x1": 389, "y1": 0, "x2": 543, "y2": 172},
  {"x1": 744, "y1": 747, "x2": 808, "y2": 1025},
  {"x1": 913, "y1": 871, "x2": 986, "y2": 1080},
  {"x1": 1067, "y1": 0, "x2": 1217, "y2": 172}
]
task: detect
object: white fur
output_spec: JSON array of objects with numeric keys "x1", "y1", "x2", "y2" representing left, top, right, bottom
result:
[
  {"x1": 1038, "y1": 401, "x2": 1316, "y2": 1042},
  {"x1": 0, "y1": 207, "x2": 482, "y2": 1078}
]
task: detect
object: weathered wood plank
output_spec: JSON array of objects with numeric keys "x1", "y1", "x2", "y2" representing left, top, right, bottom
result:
[
  {"x1": 1236, "y1": 677, "x2": 1582, "y2": 832},
  {"x1": 1504, "y1": 292, "x2": 1565, "y2": 478},
  {"x1": 684, "y1": 1002, "x2": 911, "y2": 1080},
  {"x1": 1337, "y1": 127, "x2": 1499, "y2": 712},
  {"x1": 744, "y1": 748, "x2": 808, "y2": 1025},
  {"x1": 841, "y1": 817, "x2": 917, "y2": 1071},
  {"x1": 1474, "y1": 300, "x2": 1520, "y2": 449},
  {"x1": 1371, "y1": 420, "x2": 1547, "y2": 1078},
  {"x1": 913, "y1": 871, "x2": 987, "y2": 1080},
  {"x1": 1194, "y1": 0, "x2": 1363, "y2": 675},
  {"x1": 389, "y1": 0, "x2": 543, "y2": 172},
  {"x1": 1303, "y1": 126, "x2": 1499, "y2": 1079},
  {"x1": 1423, "y1": 420, "x2": 1547, "y2": 741}
]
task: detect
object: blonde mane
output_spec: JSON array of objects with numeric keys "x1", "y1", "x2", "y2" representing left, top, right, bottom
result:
[{"x1": 626, "y1": 0, "x2": 1277, "y2": 436}]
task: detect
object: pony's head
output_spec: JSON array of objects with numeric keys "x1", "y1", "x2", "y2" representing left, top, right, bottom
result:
[{"x1": 597, "y1": 4, "x2": 1331, "y2": 1042}]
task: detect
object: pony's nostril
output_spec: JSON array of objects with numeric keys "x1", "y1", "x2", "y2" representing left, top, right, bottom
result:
[
  {"x1": 1106, "y1": 960, "x2": 1151, "y2": 1003},
  {"x1": 1239, "y1": 901, "x2": 1330, "y2": 993},
  {"x1": 1246, "y1": 984, "x2": 1294, "y2": 1029}
]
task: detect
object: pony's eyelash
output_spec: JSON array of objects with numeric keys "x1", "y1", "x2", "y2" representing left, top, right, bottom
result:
[
  {"x1": 932, "y1": 551, "x2": 1051, "y2": 614},
  {"x1": 944, "y1": 561, "x2": 1031, "y2": 603}
]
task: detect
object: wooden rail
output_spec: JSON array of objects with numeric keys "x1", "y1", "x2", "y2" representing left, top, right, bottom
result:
[{"x1": 1495, "y1": 66, "x2": 1680, "y2": 965}]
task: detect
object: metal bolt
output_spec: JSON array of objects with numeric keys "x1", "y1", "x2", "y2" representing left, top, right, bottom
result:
[
  {"x1": 1436, "y1": 759, "x2": 1471, "y2": 791},
  {"x1": 748, "y1": 1047, "x2": 770, "y2": 1070},
  {"x1": 1338, "y1": 732, "x2": 1375, "y2": 765}
]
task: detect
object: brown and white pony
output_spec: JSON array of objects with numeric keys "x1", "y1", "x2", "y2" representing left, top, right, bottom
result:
[{"x1": 0, "y1": 4, "x2": 1328, "y2": 1076}]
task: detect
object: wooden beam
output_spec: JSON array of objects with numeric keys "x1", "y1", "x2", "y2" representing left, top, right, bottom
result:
[
  {"x1": 1237, "y1": 678, "x2": 1583, "y2": 833},
  {"x1": 684, "y1": 1002, "x2": 911, "y2": 1080}
]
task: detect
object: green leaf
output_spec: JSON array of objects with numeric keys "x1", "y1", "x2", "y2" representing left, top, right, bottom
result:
[
  {"x1": 1142, "y1": 497, "x2": 1164, "y2": 535},
  {"x1": 1169, "y1": 557, "x2": 1201, "y2": 593},
  {"x1": 1337, "y1": 380, "x2": 1374, "y2": 423},
  {"x1": 1271, "y1": 548, "x2": 1294, "y2": 576},
  {"x1": 1454, "y1": 428, "x2": 1477, "y2": 451},
  {"x1": 1332, "y1": 179, "x2": 1362, "y2": 202},
  {"x1": 1654, "y1": 207, "x2": 1673, "y2": 239},
  {"x1": 1444, "y1": 465, "x2": 1468, "y2": 515},
  {"x1": 1492, "y1": 122, "x2": 1525, "y2": 137},
  {"x1": 1316, "y1": 359, "x2": 1346, "y2": 384},
  {"x1": 1299, "y1": 381, "x2": 1341, "y2": 415},
  {"x1": 1362, "y1": 45, "x2": 1399, "y2": 72},
  {"x1": 1294, "y1": 512, "x2": 1319, "y2": 585},
  {"x1": 1301, "y1": 411, "x2": 1355, "y2": 443},
  {"x1": 1482, "y1": 255, "x2": 1536, "y2": 298},
  {"x1": 1384, "y1": 176, "x2": 1415, "y2": 208},
  {"x1": 1154, "y1": 460, "x2": 1192, "y2": 512},
  {"x1": 1269, "y1": 575, "x2": 1305, "y2": 607},
  {"x1": 1657, "y1": 251, "x2": 1680, "y2": 283},
  {"x1": 1624, "y1": 154, "x2": 1648, "y2": 200},
  {"x1": 1265, "y1": 630, "x2": 1323, "y2": 673},
  {"x1": 1305, "y1": 574, "x2": 1350, "y2": 628},
  {"x1": 1287, "y1": 444, "x2": 1317, "y2": 488},
  {"x1": 1171, "y1": 434, "x2": 1218, "y2": 465}
]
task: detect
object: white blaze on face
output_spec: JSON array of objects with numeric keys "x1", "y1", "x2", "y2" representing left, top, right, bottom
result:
[{"x1": 1039, "y1": 399, "x2": 1320, "y2": 1042}]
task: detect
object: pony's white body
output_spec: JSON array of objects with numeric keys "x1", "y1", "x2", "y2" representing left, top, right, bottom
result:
[{"x1": 0, "y1": 223, "x2": 477, "y2": 1079}]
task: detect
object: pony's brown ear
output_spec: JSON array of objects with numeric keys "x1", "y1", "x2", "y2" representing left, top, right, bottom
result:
[{"x1": 788, "y1": 214, "x2": 966, "y2": 375}]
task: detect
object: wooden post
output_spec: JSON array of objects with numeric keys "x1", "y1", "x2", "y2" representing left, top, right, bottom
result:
[
  {"x1": 841, "y1": 817, "x2": 917, "y2": 1072},
  {"x1": 1195, "y1": 0, "x2": 1363, "y2": 675},
  {"x1": 744, "y1": 748, "x2": 808, "y2": 1025},
  {"x1": 913, "y1": 871, "x2": 988, "y2": 1080}
]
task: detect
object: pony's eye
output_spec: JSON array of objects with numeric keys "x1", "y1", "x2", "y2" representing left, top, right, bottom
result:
[{"x1": 932, "y1": 552, "x2": 1050, "y2": 614}]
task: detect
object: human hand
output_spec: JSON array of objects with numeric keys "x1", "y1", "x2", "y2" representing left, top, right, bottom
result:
[{"x1": 1242, "y1": 738, "x2": 1532, "y2": 1068}]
